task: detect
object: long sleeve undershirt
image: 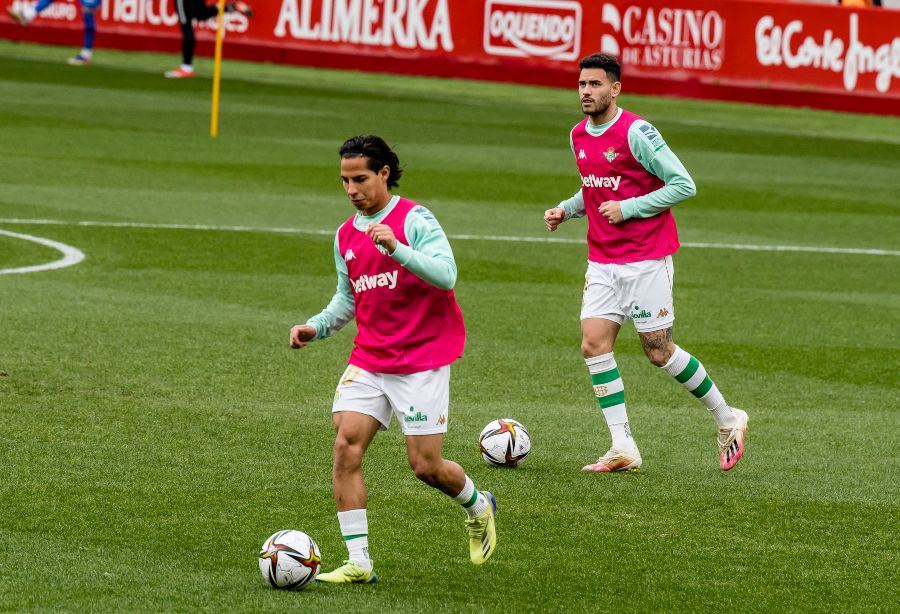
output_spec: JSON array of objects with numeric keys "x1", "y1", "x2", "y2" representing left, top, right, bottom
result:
[
  {"x1": 304, "y1": 195, "x2": 458, "y2": 341},
  {"x1": 558, "y1": 108, "x2": 696, "y2": 221}
]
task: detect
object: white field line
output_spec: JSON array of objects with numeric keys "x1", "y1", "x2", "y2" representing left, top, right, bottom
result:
[
  {"x1": 0, "y1": 228, "x2": 86, "y2": 275},
  {"x1": 1, "y1": 218, "x2": 898, "y2": 258}
]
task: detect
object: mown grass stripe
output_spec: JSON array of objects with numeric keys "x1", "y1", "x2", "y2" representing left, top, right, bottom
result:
[{"x1": 1, "y1": 218, "x2": 898, "y2": 256}]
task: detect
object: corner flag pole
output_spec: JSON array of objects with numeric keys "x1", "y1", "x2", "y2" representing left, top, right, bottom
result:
[{"x1": 209, "y1": 0, "x2": 227, "y2": 138}]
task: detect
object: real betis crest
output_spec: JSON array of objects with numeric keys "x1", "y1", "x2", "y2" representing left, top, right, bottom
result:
[{"x1": 604, "y1": 147, "x2": 618, "y2": 162}]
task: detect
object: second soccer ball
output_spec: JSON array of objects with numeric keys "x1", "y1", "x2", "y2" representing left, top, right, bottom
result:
[
  {"x1": 479, "y1": 418, "x2": 531, "y2": 467},
  {"x1": 258, "y1": 530, "x2": 321, "y2": 590}
]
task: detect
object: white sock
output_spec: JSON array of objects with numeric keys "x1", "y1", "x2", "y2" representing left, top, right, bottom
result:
[
  {"x1": 23, "y1": 5, "x2": 37, "y2": 21},
  {"x1": 452, "y1": 475, "x2": 488, "y2": 518},
  {"x1": 337, "y1": 509, "x2": 372, "y2": 570},
  {"x1": 181, "y1": 64, "x2": 193, "y2": 72},
  {"x1": 80, "y1": 48, "x2": 92, "y2": 59},
  {"x1": 662, "y1": 345, "x2": 737, "y2": 427},
  {"x1": 586, "y1": 353, "x2": 637, "y2": 451},
  {"x1": 710, "y1": 402, "x2": 737, "y2": 427}
]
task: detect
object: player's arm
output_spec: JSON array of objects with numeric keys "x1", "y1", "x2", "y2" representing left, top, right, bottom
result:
[
  {"x1": 290, "y1": 233, "x2": 355, "y2": 348},
  {"x1": 394, "y1": 206, "x2": 457, "y2": 289},
  {"x1": 545, "y1": 191, "x2": 586, "y2": 232},
  {"x1": 367, "y1": 206, "x2": 457, "y2": 289},
  {"x1": 619, "y1": 121, "x2": 696, "y2": 221}
]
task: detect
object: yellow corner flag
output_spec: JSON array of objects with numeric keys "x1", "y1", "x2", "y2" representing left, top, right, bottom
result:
[{"x1": 209, "y1": 0, "x2": 227, "y2": 138}]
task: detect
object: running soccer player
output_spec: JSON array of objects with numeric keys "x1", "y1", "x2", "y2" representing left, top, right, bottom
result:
[
  {"x1": 544, "y1": 53, "x2": 748, "y2": 473},
  {"x1": 164, "y1": 0, "x2": 252, "y2": 78},
  {"x1": 8, "y1": 0, "x2": 99, "y2": 65},
  {"x1": 289, "y1": 135, "x2": 497, "y2": 584}
]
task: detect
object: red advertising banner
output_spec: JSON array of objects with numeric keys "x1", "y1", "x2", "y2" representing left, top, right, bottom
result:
[{"x1": 2, "y1": 0, "x2": 898, "y2": 115}]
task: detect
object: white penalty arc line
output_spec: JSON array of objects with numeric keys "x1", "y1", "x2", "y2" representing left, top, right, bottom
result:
[
  {"x1": 0, "y1": 228, "x2": 86, "y2": 275},
  {"x1": 1, "y1": 218, "x2": 898, "y2": 258}
]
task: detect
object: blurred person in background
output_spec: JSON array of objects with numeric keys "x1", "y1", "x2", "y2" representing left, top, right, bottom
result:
[
  {"x1": 165, "y1": 0, "x2": 252, "y2": 78},
  {"x1": 8, "y1": 0, "x2": 100, "y2": 65}
]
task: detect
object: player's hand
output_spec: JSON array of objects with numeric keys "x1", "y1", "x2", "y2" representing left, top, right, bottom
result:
[
  {"x1": 290, "y1": 325, "x2": 316, "y2": 349},
  {"x1": 366, "y1": 223, "x2": 398, "y2": 254},
  {"x1": 544, "y1": 207, "x2": 565, "y2": 232},
  {"x1": 598, "y1": 201, "x2": 624, "y2": 225}
]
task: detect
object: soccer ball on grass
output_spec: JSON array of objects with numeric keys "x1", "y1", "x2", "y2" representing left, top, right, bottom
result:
[
  {"x1": 258, "y1": 529, "x2": 321, "y2": 590},
  {"x1": 479, "y1": 418, "x2": 531, "y2": 467}
]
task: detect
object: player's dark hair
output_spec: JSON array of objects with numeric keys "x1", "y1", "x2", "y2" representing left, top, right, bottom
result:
[
  {"x1": 578, "y1": 53, "x2": 621, "y2": 83},
  {"x1": 339, "y1": 134, "x2": 403, "y2": 188}
]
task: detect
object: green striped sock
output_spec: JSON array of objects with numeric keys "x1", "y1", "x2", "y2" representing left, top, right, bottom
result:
[
  {"x1": 453, "y1": 476, "x2": 487, "y2": 517},
  {"x1": 663, "y1": 346, "x2": 726, "y2": 411},
  {"x1": 586, "y1": 353, "x2": 635, "y2": 450},
  {"x1": 337, "y1": 509, "x2": 371, "y2": 568}
]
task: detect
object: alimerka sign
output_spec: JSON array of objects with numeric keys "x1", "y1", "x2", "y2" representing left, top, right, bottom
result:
[
  {"x1": 1, "y1": 0, "x2": 897, "y2": 114},
  {"x1": 273, "y1": 0, "x2": 454, "y2": 51}
]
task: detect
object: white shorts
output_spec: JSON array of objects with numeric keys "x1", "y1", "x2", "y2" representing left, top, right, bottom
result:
[
  {"x1": 332, "y1": 365, "x2": 450, "y2": 436},
  {"x1": 580, "y1": 256, "x2": 675, "y2": 332}
]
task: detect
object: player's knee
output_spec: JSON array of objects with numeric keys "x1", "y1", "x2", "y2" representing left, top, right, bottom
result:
[
  {"x1": 643, "y1": 346, "x2": 673, "y2": 367},
  {"x1": 408, "y1": 457, "x2": 440, "y2": 486},
  {"x1": 332, "y1": 437, "x2": 363, "y2": 472},
  {"x1": 582, "y1": 338, "x2": 613, "y2": 358}
]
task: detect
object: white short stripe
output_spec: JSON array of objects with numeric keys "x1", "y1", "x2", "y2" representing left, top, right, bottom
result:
[
  {"x1": 683, "y1": 365, "x2": 708, "y2": 392},
  {"x1": 593, "y1": 378, "x2": 624, "y2": 397}
]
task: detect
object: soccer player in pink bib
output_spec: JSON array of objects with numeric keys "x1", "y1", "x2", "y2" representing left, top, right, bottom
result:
[
  {"x1": 544, "y1": 54, "x2": 749, "y2": 473},
  {"x1": 289, "y1": 135, "x2": 497, "y2": 584}
]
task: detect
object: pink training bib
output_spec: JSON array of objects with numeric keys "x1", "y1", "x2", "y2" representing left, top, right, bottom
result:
[
  {"x1": 571, "y1": 109, "x2": 680, "y2": 264},
  {"x1": 336, "y1": 198, "x2": 466, "y2": 374}
]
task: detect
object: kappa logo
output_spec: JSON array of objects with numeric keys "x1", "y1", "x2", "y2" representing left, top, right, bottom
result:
[
  {"x1": 578, "y1": 149, "x2": 587, "y2": 159},
  {"x1": 582, "y1": 174, "x2": 621, "y2": 189},
  {"x1": 658, "y1": 308, "x2": 670, "y2": 318},
  {"x1": 604, "y1": 146, "x2": 618, "y2": 162},
  {"x1": 351, "y1": 270, "x2": 399, "y2": 294},
  {"x1": 437, "y1": 414, "x2": 446, "y2": 426},
  {"x1": 343, "y1": 249, "x2": 356, "y2": 262}
]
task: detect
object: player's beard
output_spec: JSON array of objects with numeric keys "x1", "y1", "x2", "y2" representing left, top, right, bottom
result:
[{"x1": 584, "y1": 95, "x2": 612, "y2": 119}]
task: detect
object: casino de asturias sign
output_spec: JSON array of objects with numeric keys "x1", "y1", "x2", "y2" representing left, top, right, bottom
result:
[{"x1": 1, "y1": 0, "x2": 897, "y2": 114}]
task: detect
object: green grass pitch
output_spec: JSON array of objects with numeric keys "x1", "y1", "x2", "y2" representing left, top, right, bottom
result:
[{"x1": 0, "y1": 40, "x2": 898, "y2": 612}]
